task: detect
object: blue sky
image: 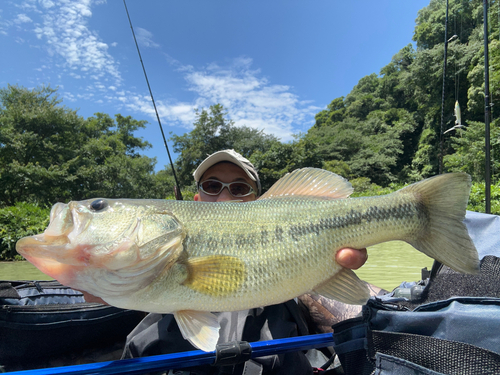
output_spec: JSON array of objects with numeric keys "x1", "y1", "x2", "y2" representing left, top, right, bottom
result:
[{"x1": 1, "y1": 0, "x2": 429, "y2": 171}]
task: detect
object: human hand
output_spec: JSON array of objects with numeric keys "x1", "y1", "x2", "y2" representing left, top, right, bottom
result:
[{"x1": 335, "y1": 248, "x2": 368, "y2": 270}]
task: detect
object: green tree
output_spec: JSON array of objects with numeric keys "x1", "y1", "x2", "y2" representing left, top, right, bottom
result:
[
  {"x1": 413, "y1": 0, "x2": 482, "y2": 50},
  {"x1": 0, "y1": 85, "x2": 168, "y2": 205},
  {"x1": 71, "y1": 113, "x2": 172, "y2": 199},
  {"x1": 171, "y1": 104, "x2": 278, "y2": 187},
  {"x1": 250, "y1": 136, "x2": 322, "y2": 192},
  {"x1": 444, "y1": 119, "x2": 500, "y2": 182},
  {"x1": 0, "y1": 84, "x2": 85, "y2": 205}
]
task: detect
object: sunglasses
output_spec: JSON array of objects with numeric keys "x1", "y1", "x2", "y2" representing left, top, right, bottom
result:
[{"x1": 199, "y1": 179, "x2": 256, "y2": 197}]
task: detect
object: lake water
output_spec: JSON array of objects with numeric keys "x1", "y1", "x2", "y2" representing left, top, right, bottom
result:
[
  {"x1": 355, "y1": 241, "x2": 434, "y2": 291},
  {"x1": 0, "y1": 241, "x2": 433, "y2": 291}
]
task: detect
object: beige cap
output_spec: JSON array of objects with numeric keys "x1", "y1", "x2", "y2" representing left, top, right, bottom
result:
[{"x1": 193, "y1": 149, "x2": 261, "y2": 195}]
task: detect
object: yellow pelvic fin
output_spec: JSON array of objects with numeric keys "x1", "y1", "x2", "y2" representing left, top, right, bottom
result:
[
  {"x1": 313, "y1": 267, "x2": 370, "y2": 305},
  {"x1": 174, "y1": 310, "x2": 220, "y2": 352},
  {"x1": 259, "y1": 168, "x2": 353, "y2": 201},
  {"x1": 183, "y1": 255, "x2": 246, "y2": 296}
]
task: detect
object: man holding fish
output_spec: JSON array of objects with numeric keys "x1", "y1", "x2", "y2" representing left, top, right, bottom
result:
[
  {"x1": 120, "y1": 149, "x2": 369, "y2": 374},
  {"x1": 17, "y1": 147, "x2": 479, "y2": 374}
]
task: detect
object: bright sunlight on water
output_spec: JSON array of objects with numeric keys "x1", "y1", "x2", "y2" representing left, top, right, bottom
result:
[{"x1": 2, "y1": 241, "x2": 434, "y2": 291}]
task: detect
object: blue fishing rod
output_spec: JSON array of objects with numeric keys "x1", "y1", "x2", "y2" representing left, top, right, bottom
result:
[{"x1": 4, "y1": 334, "x2": 335, "y2": 375}]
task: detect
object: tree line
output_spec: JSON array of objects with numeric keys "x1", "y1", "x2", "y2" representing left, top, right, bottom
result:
[{"x1": 1, "y1": 0, "x2": 500, "y2": 259}]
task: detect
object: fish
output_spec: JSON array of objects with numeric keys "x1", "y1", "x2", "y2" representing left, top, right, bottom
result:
[
  {"x1": 444, "y1": 100, "x2": 466, "y2": 134},
  {"x1": 454, "y1": 100, "x2": 462, "y2": 126},
  {"x1": 16, "y1": 168, "x2": 479, "y2": 352},
  {"x1": 444, "y1": 101, "x2": 466, "y2": 134}
]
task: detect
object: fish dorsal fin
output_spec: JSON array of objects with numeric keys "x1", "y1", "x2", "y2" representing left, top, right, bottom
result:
[
  {"x1": 183, "y1": 255, "x2": 246, "y2": 296},
  {"x1": 313, "y1": 267, "x2": 370, "y2": 305},
  {"x1": 174, "y1": 310, "x2": 220, "y2": 352},
  {"x1": 258, "y1": 168, "x2": 353, "y2": 201}
]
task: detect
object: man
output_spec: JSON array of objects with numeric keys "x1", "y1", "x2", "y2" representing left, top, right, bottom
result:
[{"x1": 119, "y1": 150, "x2": 368, "y2": 374}]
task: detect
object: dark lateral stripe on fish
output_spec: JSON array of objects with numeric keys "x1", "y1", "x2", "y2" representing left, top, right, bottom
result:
[
  {"x1": 287, "y1": 201, "x2": 427, "y2": 242},
  {"x1": 184, "y1": 201, "x2": 427, "y2": 251}
]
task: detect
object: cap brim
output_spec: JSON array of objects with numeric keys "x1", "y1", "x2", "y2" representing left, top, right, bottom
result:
[{"x1": 193, "y1": 151, "x2": 257, "y2": 183}]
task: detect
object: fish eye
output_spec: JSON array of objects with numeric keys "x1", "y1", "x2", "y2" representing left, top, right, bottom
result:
[{"x1": 90, "y1": 199, "x2": 108, "y2": 212}]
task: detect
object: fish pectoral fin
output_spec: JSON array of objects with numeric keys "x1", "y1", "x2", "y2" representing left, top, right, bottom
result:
[
  {"x1": 313, "y1": 268, "x2": 370, "y2": 305},
  {"x1": 183, "y1": 255, "x2": 246, "y2": 296},
  {"x1": 174, "y1": 310, "x2": 220, "y2": 352}
]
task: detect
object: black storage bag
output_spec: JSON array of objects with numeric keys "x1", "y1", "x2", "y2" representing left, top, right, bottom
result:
[
  {"x1": 0, "y1": 280, "x2": 144, "y2": 370},
  {"x1": 333, "y1": 295, "x2": 500, "y2": 375}
]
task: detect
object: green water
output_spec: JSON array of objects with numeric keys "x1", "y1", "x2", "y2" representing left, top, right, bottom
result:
[
  {"x1": 0, "y1": 261, "x2": 54, "y2": 281},
  {"x1": 1, "y1": 241, "x2": 433, "y2": 291},
  {"x1": 355, "y1": 241, "x2": 434, "y2": 291}
]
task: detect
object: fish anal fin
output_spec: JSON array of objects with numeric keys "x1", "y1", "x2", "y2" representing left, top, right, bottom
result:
[
  {"x1": 313, "y1": 268, "x2": 370, "y2": 305},
  {"x1": 174, "y1": 310, "x2": 220, "y2": 352},
  {"x1": 258, "y1": 168, "x2": 353, "y2": 201},
  {"x1": 183, "y1": 255, "x2": 246, "y2": 296}
]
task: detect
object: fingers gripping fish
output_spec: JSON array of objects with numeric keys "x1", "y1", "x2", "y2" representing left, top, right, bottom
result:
[{"x1": 16, "y1": 168, "x2": 479, "y2": 351}]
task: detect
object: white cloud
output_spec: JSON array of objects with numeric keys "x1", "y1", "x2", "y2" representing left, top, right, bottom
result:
[
  {"x1": 26, "y1": 0, "x2": 121, "y2": 86},
  {"x1": 63, "y1": 91, "x2": 76, "y2": 102},
  {"x1": 135, "y1": 27, "x2": 159, "y2": 48},
  {"x1": 14, "y1": 13, "x2": 33, "y2": 24},
  {"x1": 40, "y1": 0, "x2": 56, "y2": 9},
  {"x1": 123, "y1": 58, "x2": 319, "y2": 141}
]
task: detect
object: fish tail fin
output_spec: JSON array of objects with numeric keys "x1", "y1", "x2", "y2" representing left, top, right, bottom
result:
[{"x1": 405, "y1": 173, "x2": 479, "y2": 274}]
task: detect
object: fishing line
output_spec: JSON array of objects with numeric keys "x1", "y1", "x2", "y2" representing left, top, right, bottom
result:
[
  {"x1": 123, "y1": 0, "x2": 183, "y2": 200},
  {"x1": 439, "y1": 0, "x2": 450, "y2": 174},
  {"x1": 454, "y1": 5, "x2": 458, "y2": 104}
]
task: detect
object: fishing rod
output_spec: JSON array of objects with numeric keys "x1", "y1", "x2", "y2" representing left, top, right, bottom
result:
[
  {"x1": 122, "y1": 0, "x2": 183, "y2": 201},
  {"x1": 483, "y1": 0, "x2": 491, "y2": 214},
  {"x1": 4, "y1": 334, "x2": 336, "y2": 375}
]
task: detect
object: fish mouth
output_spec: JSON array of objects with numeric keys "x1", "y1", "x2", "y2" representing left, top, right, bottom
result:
[
  {"x1": 16, "y1": 202, "x2": 74, "y2": 263},
  {"x1": 16, "y1": 202, "x2": 88, "y2": 284}
]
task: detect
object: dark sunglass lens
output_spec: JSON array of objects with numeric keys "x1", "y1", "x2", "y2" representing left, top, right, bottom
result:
[
  {"x1": 201, "y1": 180, "x2": 223, "y2": 194},
  {"x1": 229, "y1": 182, "x2": 251, "y2": 196}
]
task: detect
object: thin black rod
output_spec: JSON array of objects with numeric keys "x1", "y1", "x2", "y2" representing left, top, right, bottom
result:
[
  {"x1": 123, "y1": 0, "x2": 183, "y2": 200},
  {"x1": 484, "y1": 0, "x2": 491, "y2": 213},
  {"x1": 439, "y1": 0, "x2": 450, "y2": 175}
]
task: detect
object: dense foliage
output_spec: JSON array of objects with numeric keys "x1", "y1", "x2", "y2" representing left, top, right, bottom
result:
[
  {"x1": 0, "y1": 203, "x2": 50, "y2": 260},
  {"x1": 0, "y1": 85, "x2": 175, "y2": 207}
]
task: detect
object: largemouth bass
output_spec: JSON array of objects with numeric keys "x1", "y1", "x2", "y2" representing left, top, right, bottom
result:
[{"x1": 16, "y1": 168, "x2": 479, "y2": 351}]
